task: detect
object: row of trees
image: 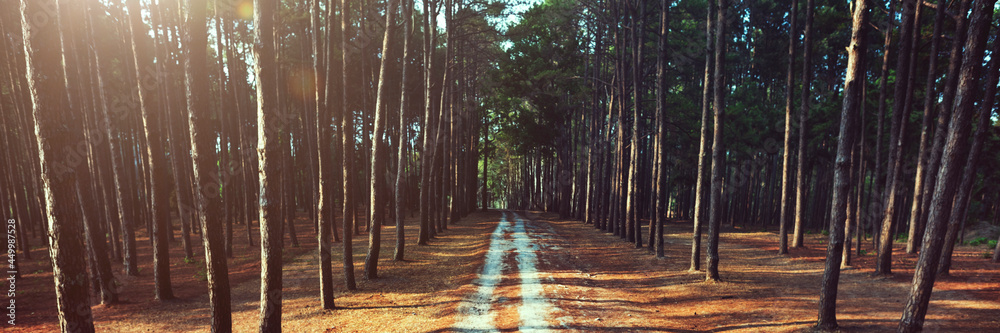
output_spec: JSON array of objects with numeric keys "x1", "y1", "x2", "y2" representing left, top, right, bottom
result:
[
  {"x1": 5, "y1": 0, "x2": 507, "y2": 331},
  {"x1": 484, "y1": 0, "x2": 999, "y2": 331}
]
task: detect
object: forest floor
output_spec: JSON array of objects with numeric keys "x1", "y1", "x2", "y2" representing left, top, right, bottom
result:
[{"x1": 7, "y1": 210, "x2": 1000, "y2": 332}]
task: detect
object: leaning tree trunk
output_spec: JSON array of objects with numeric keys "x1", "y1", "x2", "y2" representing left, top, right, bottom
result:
[
  {"x1": 254, "y1": 0, "x2": 284, "y2": 329},
  {"x1": 936, "y1": 42, "x2": 998, "y2": 275},
  {"x1": 875, "y1": 0, "x2": 918, "y2": 276},
  {"x1": 904, "y1": 0, "x2": 946, "y2": 254},
  {"x1": 816, "y1": 0, "x2": 868, "y2": 328},
  {"x1": 705, "y1": 0, "x2": 727, "y2": 283},
  {"x1": 365, "y1": 0, "x2": 400, "y2": 280},
  {"x1": 916, "y1": 0, "x2": 971, "y2": 257},
  {"x1": 185, "y1": 0, "x2": 232, "y2": 330},
  {"x1": 20, "y1": 0, "x2": 96, "y2": 330},
  {"x1": 898, "y1": 2, "x2": 994, "y2": 330},
  {"x1": 690, "y1": 0, "x2": 713, "y2": 271}
]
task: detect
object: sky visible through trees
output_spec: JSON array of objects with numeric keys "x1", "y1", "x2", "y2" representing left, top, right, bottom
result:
[{"x1": 2, "y1": 0, "x2": 1000, "y2": 331}]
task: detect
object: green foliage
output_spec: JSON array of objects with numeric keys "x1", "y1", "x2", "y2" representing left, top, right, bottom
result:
[
  {"x1": 821, "y1": 229, "x2": 829, "y2": 236},
  {"x1": 966, "y1": 237, "x2": 994, "y2": 247},
  {"x1": 895, "y1": 233, "x2": 908, "y2": 243},
  {"x1": 195, "y1": 267, "x2": 208, "y2": 281},
  {"x1": 184, "y1": 257, "x2": 198, "y2": 264},
  {"x1": 859, "y1": 249, "x2": 867, "y2": 256}
]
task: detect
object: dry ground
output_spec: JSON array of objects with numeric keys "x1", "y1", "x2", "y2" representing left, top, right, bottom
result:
[{"x1": 5, "y1": 210, "x2": 999, "y2": 332}]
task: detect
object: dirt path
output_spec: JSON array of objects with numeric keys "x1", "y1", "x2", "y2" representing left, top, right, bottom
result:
[{"x1": 453, "y1": 211, "x2": 560, "y2": 332}]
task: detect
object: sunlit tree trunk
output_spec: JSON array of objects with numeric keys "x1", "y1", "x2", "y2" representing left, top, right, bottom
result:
[
  {"x1": 365, "y1": 0, "x2": 401, "y2": 280},
  {"x1": 255, "y1": 0, "x2": 284, "y2": 328},
  {"x1": 313, "y1": 0, "x2": 336, "y2": 310},
  {"x1": 791, "y1": 0, "x2": 814, "y2": 249},
  {"x1": 394, "y1": 0, "x2": 414, "y2": 261},
  {"x1": 816, "y1": 0, "x2": 867, "y2": 328},
  {"x1": 20, "y1": 0, "x2": 96, "y2": 329},
  {"x1": 690, "y1": 0, "x2": 713, "y2": 271},
  {"x1": 778, "y1": 0, "x2": 797, "y2": 255},
  {"x1": 875, "y1": 0, "x2": 918, "y2": 276}
]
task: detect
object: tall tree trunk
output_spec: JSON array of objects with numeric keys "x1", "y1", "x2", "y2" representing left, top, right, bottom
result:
[
  {"x1": 254, "y1": 0, "x2": 284, "y2": 328},
  {"x1": 875, "y1": 0, "x2": 918, "y2": 276},
  {"x1": 365, "y1": 0, "x2": 400, "y2": 280},
  {"x1": 904, "y1": 0, "x2": 946, "y2": 254},
  {"x1": 872, "y1": 0, "x2": 897, "y2": 231},
  {"x1": 898, "y1": 2, "x2": 993, "y2": 330},
  {"x1": 125, "y1": 0, "x2": 173, "y2": 300},
  {"x1": 705, "y1": 0, "x2": 727, "y2": 283},
  {"x1": 394, "y1": 0, "x2": 414, "y2": 261},
  {"x1": 792, "y1": 0, "x2": 814, "y2": 248},
  {"x1": 418, "y1": 0, "x2": 437, "y2": 245},
  {"x1": 690, "y1": 0, "x2": 713, "y2": 271},
  {"x1": 625, "y1": 0, "x2": 644, "y2": 248},
  {"x1": 340, "y1": 0, "x2": 358, "y2": 291},
  {"x1": 185, "y1": 0, "x2": 232, "y2": 330},
  {"x1": 935, "y1": 25, "x2": 999, "y2": 276},
  {"x1": 314, "y1": 0, "x2": 336, "y2": 310},
  {"x1": 20, "y1": 0, "x2": 97, "y2": 329},
  {"x1": 778, "y1": 0, "x2": 798, "y2": 255},
  {"x1": 816, "y1": 0, "x2": 868, "y2": 328},
  {"x1": 916, "y1": 0, "x2": 971, "y2": 256},
  {"x1": 653, "y1": 0, "x2": 669, "y2": 258}
]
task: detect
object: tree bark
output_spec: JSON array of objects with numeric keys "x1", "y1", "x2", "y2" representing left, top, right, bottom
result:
[
  {"x1": 395, "y1": 0, "x2": 414, "y2": 261},
  {"x1": 916, "y1": 0, "x2": 971, "y2": 256},
  {"x1": 653, "y1": 0, "x2": 669, "y2": 258},
  {"x1": 185, "y1": 0, "x2": 233, "y2": 330},
  {"x1": 778, "y1": 0, "x2": 798, "y2": 255},
  {"x1": 125, "y1": 0, "x2": 173, "y2": 300},
  {"x1": 816, "y1": 0, "x2": 868, "y2": 328},
  {"x1": 936, "y1": 30, "x2": 999, "y2": 276},
  {"x1": 20, "y1": 0, "x2": 97, "y2": 329},
  {"x1": 365, "y1": 0, "x2": 400, "y2": 280},
  {"x1": 625, "y1": 0, "x2": 644, "y2": 248},
  {"x1": 898, "y1": 2, "x2": 993, "y2": 330},
  {"x1": 690, "y1": 0, "x2": 713, "y2": 272},
  {"x1": 904, "y1": 0, "x2": 946, "y2": 254},
  {"x1": 255, "y1": 0, "x2": 284, "y2": 328},
  {"x1": 792, "y1": 0, "x2": 814, "y2": 249},
  {"x1": 314, "y1": 0, "x2": 336, "y2": 310},
  {"x1": 875, "y1": 0, "x2": 918, "y2": 276},
  {"x1": 705, "y1": 0, "x2": 727, "y2": 283},
  {"x1": 340, "y1": 0, "x2": 358, "y2": 291}
]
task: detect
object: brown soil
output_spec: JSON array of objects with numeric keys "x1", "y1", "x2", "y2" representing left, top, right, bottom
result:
[
  {"x1": 530, "y1": 211, "x2": 1000, "y2": 332},
  {"x1": 6, "y1": 210, "x2": 999, "y2": 332}
]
